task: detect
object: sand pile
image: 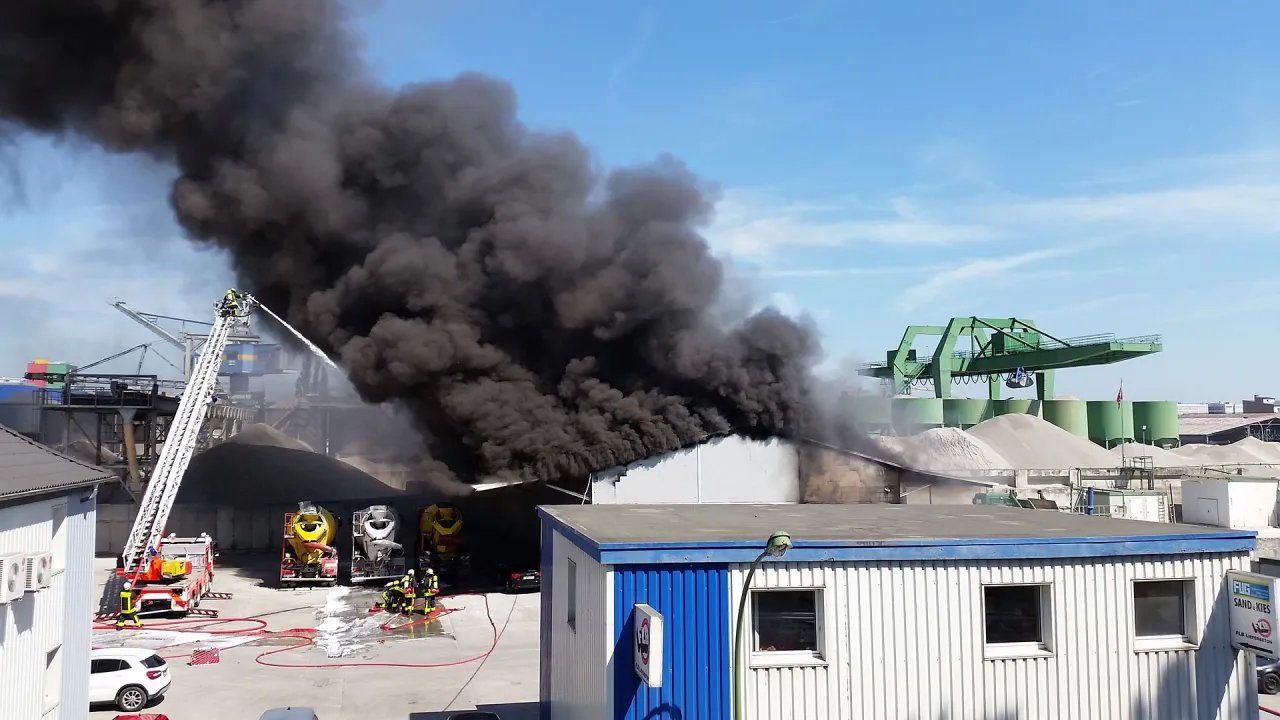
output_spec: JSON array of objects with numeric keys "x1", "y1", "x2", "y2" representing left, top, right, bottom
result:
[
  {"x1": 1173, "y1": 438, "x2": 1280, "y2": 466},
  {"x1": 1109, "y1": 443, "x2": 1194, "y2": 467},
  {"x1": 180, "y1": 443, "x2": 406, "y2": 504},
  {"x1": 968, "y1": 413, "x2": 1121, "y2": 469},
  {"x1": 877, "y1": 428, "x2": 1011, "y2": 471}
]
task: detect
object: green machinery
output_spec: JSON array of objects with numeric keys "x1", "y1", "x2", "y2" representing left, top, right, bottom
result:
[{"x1": 859, "y1": 317, "x2": 1162, "y2": 401}]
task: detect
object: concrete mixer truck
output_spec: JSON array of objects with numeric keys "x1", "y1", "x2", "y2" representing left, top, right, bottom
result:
[
  {"x1": 350, "y1": 505, "x2": 406, "y2": 583},
  {"x1": 280, "y1": 501, "x2": 338, "y2": 586}
]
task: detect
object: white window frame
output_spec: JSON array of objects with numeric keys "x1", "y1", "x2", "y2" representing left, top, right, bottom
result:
[
  {"x1": 566, "y1": 558, "x2": 577, "y2": 632},
  {"x1": 982, "y1": 582, "x2": 1054, "y2": 660},
  {"x1": 50, "y1": 503, "x2": 67, "y2": 574},
  {"x1": 749, "y1": 587, "x2": 827, "y2": 668},
  {"x1": 43, "y1": 645, "x2": 62, "y2": 713},
  {"x1": 1131, "y1": 577, "x2": 1199, "y2": 652}
]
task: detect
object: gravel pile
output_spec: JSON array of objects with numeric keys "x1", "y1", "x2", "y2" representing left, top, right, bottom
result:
[
  {"x1": 1109, "y1": 442, "x2": 1195, "y2": 467},
  {"x1": 968, "y1": 413, "x2": 1121, "y2": 469},
  {"x1": 1173, "y1": 438, "x2": 1280, "y2": 466},
  {"x1": 877, "y1": 428, "x2": 1011, "y2": 471}
]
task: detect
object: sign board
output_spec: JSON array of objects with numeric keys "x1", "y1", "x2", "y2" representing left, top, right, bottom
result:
[
  {"x1": 633, "y1": 603, "x2": 664, "y2": 687},
  {"x1": 1228, "y1": 571, "x2": 1278, "y2": 658}
]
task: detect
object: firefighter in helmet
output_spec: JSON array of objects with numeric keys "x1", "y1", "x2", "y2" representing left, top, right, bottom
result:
[
  {"x1": 116, "y1": 581, "x2": 142, "y2": 630},
  {"x1": 379, "y1": 575, "x2": 404, "y2": 612},
  {"x1": 399, "y1": 569, "x2": 416, "y2": 615},
  {"x1": 421, "y1": 565, "x2": 440, "y2": 611}
]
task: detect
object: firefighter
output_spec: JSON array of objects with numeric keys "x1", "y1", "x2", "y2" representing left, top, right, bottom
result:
[
  {"x1": 399, "y1": 569, "x2": 416, "y2": 615},
  {"x1": 379, "y1": 575, "x2": 404, "y2": 612},
  {"x1": 421, "y1": 565, "x2": 440, "y2": 611},
  {"x1": 116, "y1": 581, "x2": 142, "y2": 630},
  {"x1": 220, "y1": 288, "x2": 240, "y2": 316}
]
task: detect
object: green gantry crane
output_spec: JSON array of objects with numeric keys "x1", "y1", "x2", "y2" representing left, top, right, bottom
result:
[{"x1": 858, "y1": 317, "x2": 1162, "y2": 400}]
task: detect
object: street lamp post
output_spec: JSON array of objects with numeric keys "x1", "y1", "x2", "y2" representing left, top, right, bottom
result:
[{"x1": 733, "y1": 530, "x2": 792, "y2": 720}]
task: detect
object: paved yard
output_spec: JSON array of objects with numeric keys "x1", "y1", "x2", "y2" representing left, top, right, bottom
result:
[{"x1": 89, "y1": 556, "x2": 539, "y2": 720}]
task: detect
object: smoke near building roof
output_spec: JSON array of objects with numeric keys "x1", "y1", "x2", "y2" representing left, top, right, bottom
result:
[{"x1": 0, "y1": 1, "x2": 865, "y2": 486}]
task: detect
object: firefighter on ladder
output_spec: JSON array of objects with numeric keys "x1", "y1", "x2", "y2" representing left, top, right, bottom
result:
[{"x1": 116, "y1": 581, "x2": 142, "y2": 630}]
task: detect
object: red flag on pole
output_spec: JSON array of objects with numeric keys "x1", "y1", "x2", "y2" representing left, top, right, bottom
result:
[{"x1": 1116, "y1": 379, "x2": 1123, "y2": 408}]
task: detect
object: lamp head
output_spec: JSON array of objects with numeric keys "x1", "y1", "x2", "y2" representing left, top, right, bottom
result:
[{"x1": 764, "y1": 530, "x2": 792, "y2": 558}]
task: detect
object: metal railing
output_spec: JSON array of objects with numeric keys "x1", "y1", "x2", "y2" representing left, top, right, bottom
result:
[{"x1": 862, "y1": 333, "x2": 1163, "y2": 368}]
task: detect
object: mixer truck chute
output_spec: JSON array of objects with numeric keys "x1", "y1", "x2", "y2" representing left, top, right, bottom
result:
[
  {"x1": 350, "y1": 505, "x2": 406, "y2": 583},
  {"x1": 280, "y1": 501, "x2": 338, "y2": 585}
]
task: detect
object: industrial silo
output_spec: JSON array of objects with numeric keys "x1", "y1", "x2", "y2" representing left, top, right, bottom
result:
[
  {"x1": 892, "y1": 397, "x2": 944, "y2": 435},
  {"x1": 944, "y1": 398, "x2": 992, "y2": 428},
  {"x1": 1087, "y1": 400, "x2": 1135, "y2": 448},
  {"x1": 1042, "y1": 398, "x2": 1088, "y2": 437},
  {"x1": 1132, "y1": 401, "x2": 1179, "y2": 448},
  {"x1": 848, "y1": 396, "x2": 893, "y2": 435},
  {"x1": 1001, "y1": 398, "x2": 1042, "y2": 417}
]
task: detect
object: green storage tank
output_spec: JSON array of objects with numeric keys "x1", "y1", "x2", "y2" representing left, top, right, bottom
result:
[
  {"x1": 892, "y1": 397, "x2": 944, "y2": 434},
  {"x1": 1043, "y1": 399, "x2": 1088, "y2": 437},
  {"x1": 1000, "y1": 398, "x2": 1041, "y2": 417},
  {"x1": 1087, "y1": 400, "x2": 1135, "y2": 448},
  {"x1": 1132, "y1": 401, "x2": 1179, "y2": 448},
  {"x1": 847, "y1": 396, "x2": 892, "y2": 435},
  {"x1": 944, "y1": 398, "x2": 992, "y2": 428}
]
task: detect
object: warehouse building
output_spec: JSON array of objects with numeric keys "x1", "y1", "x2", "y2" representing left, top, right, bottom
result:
[
  {"x1": 538, "y1": 503, "x2": 1259, "y2": 720},
  {"x1": 1, "y1": 425, "x2": 109, "y2": 720}
]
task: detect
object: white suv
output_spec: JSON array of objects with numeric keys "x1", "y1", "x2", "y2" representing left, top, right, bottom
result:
[{"x1": 89, "y1": 647, "x2": 172, "y2": 712}]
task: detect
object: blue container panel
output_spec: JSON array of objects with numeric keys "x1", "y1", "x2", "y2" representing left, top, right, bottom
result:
[
  {"x1": 0, "y1": 385, "x2": 38, "y2": 402},
  {"x1": 612, "y1": 564, "x2": 731, "y2": 720}
]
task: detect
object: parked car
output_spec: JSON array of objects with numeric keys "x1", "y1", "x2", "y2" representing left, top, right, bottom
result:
[
  {"x1": 259, "y1": 708, "x2": 320, "y2": 720},
  {"x1": 90, "y1": 648, "x2": 171, "y2": 712},
  {"x1": 500, "y1": 563, "x2": 540, "y2": 593},
  {"x1": 1260, "y1": 656, "x2": 1280, "y2": 694}
]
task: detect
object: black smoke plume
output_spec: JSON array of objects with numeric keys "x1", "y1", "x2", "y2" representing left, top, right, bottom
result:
[{"x1": 0, "y1": 1, "x2": 862, "y2": 486}]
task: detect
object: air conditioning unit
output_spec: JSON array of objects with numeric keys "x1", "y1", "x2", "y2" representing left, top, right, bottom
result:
[
  {"x1": 0, "y1": 553, "x2": 25, "y2": 603},
  {"x1": 22, "y1": 552, "x2": 53, "y2": 591}
]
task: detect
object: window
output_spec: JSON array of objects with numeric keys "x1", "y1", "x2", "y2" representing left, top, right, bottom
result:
[
  {"x1": 50, "y1": 504, "x2": 67, "y2": 572},
  {"x1": 91, "y1": 658, "x2": 126, "y2": 673},
  {"x1": 566, "y1": 558, "x2": 577, "y2": 631},
  {"x1": 983, "y1": 584, "x2": 1053, "y2": 658},
  {"x1": 1133, "y1": 579, "x2": 1196, "y2": 650},
  {"x1": 141, "y1": 654, "x2": 166, "y2": 668},
  {"x1": 751, "y1": 589, "x2": 824, "y2": 665},
  {"x1": 43, "y1": 645, "x2": 61, "y2": 712}
]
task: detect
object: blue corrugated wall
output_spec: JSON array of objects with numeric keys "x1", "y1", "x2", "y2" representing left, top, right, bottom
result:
[
  {"x1": 539, "y1": 521, "x2": 554, "y2": 720},
  {"x1": 612, "y1": 564, "x2": 730, "y2": 720}
]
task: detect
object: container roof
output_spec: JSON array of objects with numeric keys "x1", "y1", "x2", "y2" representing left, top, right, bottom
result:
[
  {"x1": 538, "y1": 503, "x2": 1255, "y2": 565},
  {"x1": 0, "y1": 425, "x2": 113, "y2": 503}
]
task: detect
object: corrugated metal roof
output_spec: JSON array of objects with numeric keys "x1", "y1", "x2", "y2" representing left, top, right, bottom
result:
[
  {"x1": 0, "y1": 425, "x2": 113, "y2": 501},
  {"x1": 1178, "y1": 414, "x2": 1280, "y2": 436}
]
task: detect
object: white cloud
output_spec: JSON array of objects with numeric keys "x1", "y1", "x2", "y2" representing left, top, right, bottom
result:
[
  {"x1": 895, "y1": 247, "x2": 1081, "y2": 312},
  {"x1": 705, "y1": 188, "x2": 994, "y2": 257}
]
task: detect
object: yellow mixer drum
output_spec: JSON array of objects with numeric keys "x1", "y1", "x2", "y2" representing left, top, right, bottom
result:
[{"x1": 288, "y1": 502, "x2": 336, "y2": 565}]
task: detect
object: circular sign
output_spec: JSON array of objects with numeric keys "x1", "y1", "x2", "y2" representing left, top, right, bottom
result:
[
  {"x1": 638, "y1": 617, "x2": 650, "y2": 665},
  {"x1": 1257, "y1": 618, "x2": 1273, "y2": 639}
]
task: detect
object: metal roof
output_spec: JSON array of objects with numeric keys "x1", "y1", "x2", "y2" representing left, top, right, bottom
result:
[
  {"x1": 1178, "y1": 414, "x2": 1280, "y2": 436},
  {"x1": 0, "y1": 425, "x2": 113, "y2": 502},
  {"x1": 538, "y1": 503, "x2": 1256, "y2": 564}
]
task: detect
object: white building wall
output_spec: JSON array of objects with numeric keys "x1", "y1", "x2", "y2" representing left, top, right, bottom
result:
[
  {"x1": 0, "y1": 490, "x2": 96, "y2": 720},
  {"x1": 1183, "y1": 479, "x2": 1233, "y2": 527},
  {"x1": 729, "y1": 553, "x2": 1254, "y2": 720},
  {"x1": 547, "y1": 530, "x2": 611, "y2": 720},
  {"x1": 1183, "y1": 478, "x2": 1279, "y2": 528},
  {"x1": 590, "y1": 436, "x2": 799, "y2": 504}
]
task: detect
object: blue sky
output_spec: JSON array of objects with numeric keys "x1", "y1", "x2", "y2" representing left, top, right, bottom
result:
[{"x1": 2, "y1": 0, "x2": 1279, "y2": 403}]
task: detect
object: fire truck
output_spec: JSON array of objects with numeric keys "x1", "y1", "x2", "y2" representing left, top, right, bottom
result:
[{"x1": 98, "y1": 290, "x2": 337, "y2": 618}]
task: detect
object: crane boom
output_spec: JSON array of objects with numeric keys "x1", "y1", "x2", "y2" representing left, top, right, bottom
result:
[{"x1": 119, "y1": 292, "x2": 251, "y2": 577}]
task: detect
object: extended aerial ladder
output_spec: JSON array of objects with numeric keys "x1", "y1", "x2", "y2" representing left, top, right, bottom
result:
[
  {"x1": 97, "y1": 290, "x2": 342, "y2": 618},
  {"x1": 98, "y1": 291, "x2": 253, "y2": 617}
]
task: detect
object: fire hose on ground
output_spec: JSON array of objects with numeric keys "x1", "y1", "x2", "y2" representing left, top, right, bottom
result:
[{"x1": 92, "y1": 593, "x2": 500, "y2": 669}]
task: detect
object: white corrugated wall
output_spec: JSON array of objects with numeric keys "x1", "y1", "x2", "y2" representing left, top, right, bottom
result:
[
  {"x1": 548, "y1": 530, "x2": 611, "y2": 720},
  {"x1": 590, "y1": 436, "x2": 799, "y2": 504},
  {"x1": 729, "y1": 553, "x2": 1255, "y2": 720},
  {"x1": 0, "y1": 489, "x2": 95, "y2": 720}
]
